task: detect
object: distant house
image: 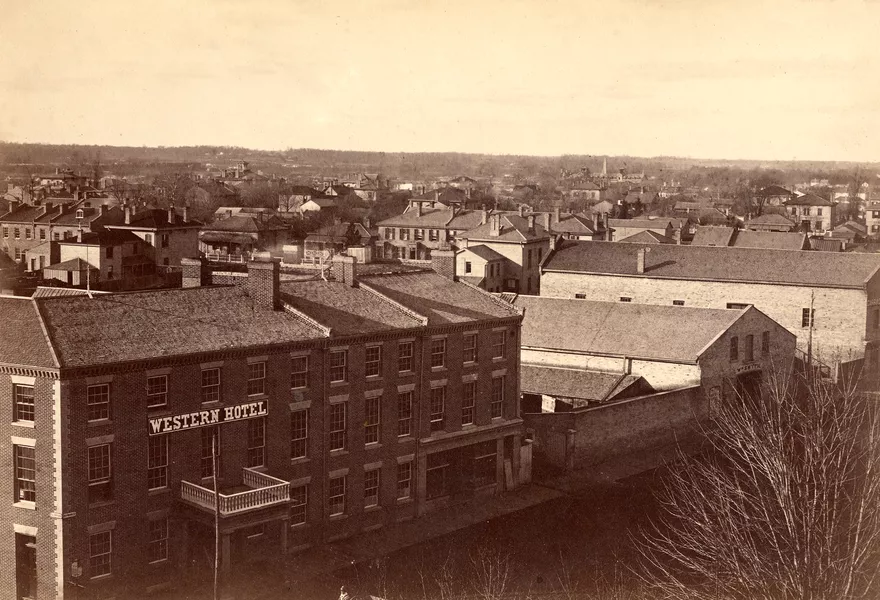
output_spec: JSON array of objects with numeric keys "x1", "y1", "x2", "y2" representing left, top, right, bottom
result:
[
  {"x1": 809, "y1": 237, "x2": 845, "y2": 252},
  {"x1": 831, "y1": 221, "x2": 867, "y2": 243},
  {"x1": 784, "y1": 193, "x2": 836, "y2": 232},
  {"x1": 183, "y1": 181, "x2": 240, "y2": 209},
  {"x1": 299, "y1": 197, "x2": 338, "y2": 214},
  {"x1": 617, "y1": 230, "x2": 677, "y2": 244},
  {"x1": 549, "y1": 212, "x2": 607, "y2": 241},
  {"x1": 377, "y1": 205, "x2": 485, "y2": 260},
  {"x1": 565, "y1": 181, "x2": 602, "y2": 202},
  {"x1": 198, "y1": 213, "x2": 287, "y2": 258},
  {"x1": 756, "y1": 185, "x2": 794, "y2": 207},
  {"x1": 608, "y1": 218, "x2": 675, "y2": 242},
  {"x1": 303, "y1": 222, "x2": 375, "y2": 262},
  {"x1": 42, "y1": 229, "x2": 159, "y2": 289},
  {"x1": 745, "y1": 213, "x2": 796, "y2": 232},
  {"x1": 588, "y1": 200, "x2": 615, "y2": 216},
  {"x1": 866, "y1": 201, "x2": 880, "y2": 237},
  {"x1": 104, "y1": 205, "x2": 202, "y2": 267},
  {"x1": 277, "y1": 186, "x2": 324, "y2": 212},
  {"x1": 456, "y1": 245, "x2": 507, "y2": 292}
]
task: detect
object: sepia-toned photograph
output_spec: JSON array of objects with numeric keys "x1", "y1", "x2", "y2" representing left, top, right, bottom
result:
[{"x1": 1, "y1": 0, "x2": 879, "y2": 598}]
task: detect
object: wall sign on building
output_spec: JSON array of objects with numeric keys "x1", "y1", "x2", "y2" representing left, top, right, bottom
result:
[{"x1": 148, "y1": 401, "x2": 267, "y2": 435}]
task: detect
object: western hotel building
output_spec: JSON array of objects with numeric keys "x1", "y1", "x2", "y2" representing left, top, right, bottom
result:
[{"x1": 0, "y1": 252, "x2": 526, "y2": 599}]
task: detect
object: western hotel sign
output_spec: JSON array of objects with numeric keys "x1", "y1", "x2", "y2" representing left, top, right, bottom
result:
[{"x1": 148, "y1": 401, "x2": 268, "y2": 435}]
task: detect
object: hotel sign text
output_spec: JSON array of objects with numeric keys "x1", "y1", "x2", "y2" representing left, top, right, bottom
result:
[{"x1": 149, "y1": 401, "x2": 267, "y2": 435}]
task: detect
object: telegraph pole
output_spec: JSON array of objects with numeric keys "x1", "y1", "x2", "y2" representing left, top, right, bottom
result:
[{"x1": 213, "y1": 432, "x2": 220, "y2": 600}]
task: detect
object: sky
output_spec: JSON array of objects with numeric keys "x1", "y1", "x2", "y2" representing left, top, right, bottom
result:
[{"x1": 1, "y1": 0, "x2": 879, "y2": 162}]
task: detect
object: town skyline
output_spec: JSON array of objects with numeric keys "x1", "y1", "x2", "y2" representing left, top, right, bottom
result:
[{"x1": 2, "y1": 0, "x2": 879, "y2": 162}]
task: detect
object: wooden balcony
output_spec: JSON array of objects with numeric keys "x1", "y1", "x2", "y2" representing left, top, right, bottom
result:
[{"x1": 180, "y1": 468, "x2": 290, "y2": 517}]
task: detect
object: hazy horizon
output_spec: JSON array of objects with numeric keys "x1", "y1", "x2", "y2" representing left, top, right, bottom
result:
[{"x1": 2, "y1": 0, "x2": 879, "y2": 163}]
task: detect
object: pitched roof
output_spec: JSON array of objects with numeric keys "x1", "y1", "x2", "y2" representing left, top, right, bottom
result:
[
  {"x1": 36, "y1": 286, "x2": 326, "y2": 368},
  {"x1": 785, "y1": 193, "x2": 834, "y2": 207},
  {"x1": 617, "y1": 230, "x2": 676, "y2": 244},
  {"x1": 609, "y1": 218, "x2": 673, "y2": 230},
  {"x1": 359, "y1": 271, "x2": 520, "y2": 325},
  {"x1": 280, "y1": 280, "x2": 422, "y2": 336},
  {"x1": 459, "y1": 245, "x2": 505, "y2": 261},
  {"x1": 412, "y1": 187, "x2": 468, "y2": 204},
  {"x1": 691, "y1": 227, "x2": 736, "y2": 247},
  {"x1": 521, "y1": 364, "x2": 648, "y2": 403},
  {"x1": 32, "y1": 287, "x2": 110, "y2": 298},
  {"x1": 513, "y1": 295, "x2": 746, "y2": 363},
  {"x1": 746, "y1": 213, "x2": 796, "y2": 228},
  {"x1": 809, "y1": 238, "x2": 844, "y2": 252},
  {"x1": 551, "y1": 214, "x2": 599, "y2": 235},
  {"x1": 0, "y1": 297, "x2": 57, "y2": 368},
  {"x1": 732, "y1": 230, "x2": 808, "y2": 251},
  {"x1": 107, "y1": 208, "x2": 201, "y2": 229},
  {"x1": 543, "y1": 240, "x2": 880, "y2": 288},
  {"x1": 835, "y1": 221, "x2": 867, "y2": 236},
  {"x1": 44, "y1": 258, "x2": 96, "y2": 272},
  {"x1": 756, "y1": 185, "x2": 793, "y2": 197},
  {"x1": 203, "y1": 214, "x2": 285, "y2": 233},
  {"x1": 59, "y1": 230, "x2": 143, "y2": 247},
  {"x1": 459, "y1": 214, "x2": 550, "y2": 242}
]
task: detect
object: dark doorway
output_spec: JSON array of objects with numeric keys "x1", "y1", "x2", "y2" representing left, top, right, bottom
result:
[{"x1": 16, "y1": 533, "x2": 37, "y2": 600}]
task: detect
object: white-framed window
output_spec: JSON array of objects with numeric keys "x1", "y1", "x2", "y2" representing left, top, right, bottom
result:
[
  {"x1": 290, "y1": 485, "x2": 308, "y2": 525},
  {"x1": 146, "y1": 375, "x2": 167, "y2": 408},
  {"x1": 329, "y1": 475, "x2": 346, "y2": 516},
  {"x1": 365, "y1": 397, "x2": 380, "y2": 445},
  {"x1": 147, "y1": 435, "x2": 168, "y2": 490},
  {"x1": 463, "y1": 333, "x2": 477, "y2": 363},
  {"x1": 430, "y1": 386, "x2": 445, "y2": 432},
  {"x1": 247, "y1": 361, "x2": 266, "y2": 396},
  {"x1": 330, "y1": 350, "x2": 347, "y2": 383},
  {"x1": 290, "y1": 409, "x2": 308, "y2": 459},
  {"x1": 398, "y1": 341, "x2": 413, "y2": 373},
  {"x1": 462, "y1": 381, "x2": 476, "y2": 425},
  {"x1": 492, "y1": 330, "x2": 506, "y2": 359},
  {"x1": 430, "y1": 338, "x2": 446, "y2": 369},
  {"x1": 14, "y1": 445, "x2": 36, "y2": 503},
  {"x1": 365, "y1": 345, "x2": 382, "y2": 378},
  {"x1": 201, "y1": 368, "x2": 221, "y2": 403},
  {"x1": 88, "y1": 444, "x2": 113, "y2": 504},
  {"x1": 364, "y1": 468, "x2": 380, "y2": 507},
  {"x1": 87, "y1": 384, "x2": 111, "y2": 421},
  {"x1": 291, "y1": 355, "x2": 308, "y2": 389},
  {"x1": 491, "y1": 376, "x2": 505, "y2": 419},
  {"x1": 397, "y1": 391, "x2": 413, "y2": 437},
  {"x1": 247, "y1": 417, "x2": 266, "y2": 468},
  {"x1": 397, "y1": 461, "x2": 412, "y2": 500},
  {"x1": 89, "y1": 530, "x2": 112, "y2": 578},
  {"x1": 13, "y1": 384, "x2": 35, "y2": 423},
  {"x1": 329, "y1": 403, "x2": 347, "y2": 451},
  {"x1": 802, "y1": 308, "x2": 815, "y2": 328},
  {"x1": 147, "y1": 517, "x2": 168, "y2": 563}
]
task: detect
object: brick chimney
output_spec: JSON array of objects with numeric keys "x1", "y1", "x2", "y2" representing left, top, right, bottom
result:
[
  {"x1": 416, "y1": 202, "x2": 422, "y2": 217},
  {"x1": 637, "y1": 248, "x2": 649, "y2": 273},
  {"x1": 100, "y1": 203, "x2": 107, "y2": 216},
  {"x1": 527, "y1": 215, "x2": 536, "y2": 234},
  {"x1": 181, "y1": 257, "x2": 210, "y2": 288},
  {"x1": 592, "y1": 212, "x2": 600, "y2": 231},
  {"x1": 43, "y1": 201, "x2": 54, "y2": 217},
  {"x1": 183, "y1": 204, "x2": 189, "y2": 222},
  {"x1": 481, "y1": 205, "x2": 488, "y2": 225},
  {"x1": 543, "y1": 212, "x2": 551, "y2": 230},
  {"x1": 604, "y1": 214, "x2": 612, "y2": 241},
  {"x1": 167, "y1": 204, "x2": 175, "y2": 224},
  {"x1": 247, "y1": 256, "x2": 281, "y2": 309},
  {"x1": 77, "y1": 225, "x2": 83, "y2": 243},
  {"x1": 554, "y1": 207, "x2": 560, "y2": 225},
  {"x1": 490, "y1": 214, "x2": 502, "y2": 237},
  {"x1": 519, "y1": 204, "x2": 526, "y2": 217},
  {"x1": 331, "y1": 254, "x2": 357, "y2": 287},
  {"x1": 431, "y1": 248, "x2": 456, "y2": 280},
  {"x1": 124, "y1": 204, "x2": 131, "y2": 224}
]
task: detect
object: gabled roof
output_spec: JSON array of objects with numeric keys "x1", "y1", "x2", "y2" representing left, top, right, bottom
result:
[
  {"x1": 543, "y1": 240, "x2": 880, "y2": 288},
  {"x1": 305, "y1": 222, "x2": 373, "y2": 243},
  {"x1": 617, "y1": 230, "x2": 676, "y2": 244},
  {"x1": 32, "y1": 287, "x2": 110, "y2": 298},
  {"x1": 303, "y1": 197, "x2": 337, "y2": 208},
  {"x1": 359, "y1": 271, "x2": 520, "y2": 325},
  {"x1": 44, "y1": 258, "x2": 97, "y2": 272},
  {"x1": 756, "y1": 185, "x2": 793, "y2": 197},
  {"x1": 551, "y1": 214, "x2": 599, "y2": 236},
  {"x1": 412, "y1": 187, "x2": 468, "y2": 204},
  {"x1": 835, "y1": 221, "x2": 867, "y2": 236},
  {"x1": 809, "y1": 238, "x2": 844, "y2": 252},
  {"x1": 513, "y1": 295, "x2": 752, "y2": 363},
  {"x1": 0, "y1": 297, "x2": 57, "y2": 368},
  {"x1": 785, "y1": 193, "x2": 834, "y2": 207},
  {"x1": 609, "y1": 218, "x2": 673, "y2": 230},
  {"x1": 459, "y1": 214, "x2": 550, "y2": 242},
  {"x1": 521, "y1": 364, "x2": 649, "y2": 403},
  {"x1": 107, "y1": 208, "x2": 201, "y2": 230},
  {"x1": 459, "y1": 245, "x2": 506, "y2": 262},
  {"x1": 202, "y1": 214, "x2": 285, "y2": 233},
  {"x1": 59, "y1": 230, "x2": 143, "y2": 247},
  {"x1": 746, "y1": 213, "x2": 796, "y2": 228},
  {"x1": 691, "y1": 226, "x2": 736, "y2": 247},
  {"x1": 731, "y1": 230, "x2": 809, "y2": 251}
]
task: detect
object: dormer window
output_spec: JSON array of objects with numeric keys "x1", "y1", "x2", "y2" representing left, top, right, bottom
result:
[{"x1": 75, "y1": 209, "x2": 84, "y2": 220}]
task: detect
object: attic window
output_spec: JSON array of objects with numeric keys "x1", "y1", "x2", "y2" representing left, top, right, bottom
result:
[{"x1": 75, "y1": 209, "x2": 84, "y2": 219}]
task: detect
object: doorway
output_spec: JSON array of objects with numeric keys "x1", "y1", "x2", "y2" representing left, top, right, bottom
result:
[{"x1": 16, "y1": 533, "x2": 37, "y2": 600}]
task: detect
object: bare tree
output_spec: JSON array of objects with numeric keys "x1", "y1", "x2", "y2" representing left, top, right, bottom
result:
[
  {"x1": 640, "y1": 369, "x2": 880, "y2": 600},
  {"x1": 469, "y1": 546, "x2": 511, "y2": 600}
]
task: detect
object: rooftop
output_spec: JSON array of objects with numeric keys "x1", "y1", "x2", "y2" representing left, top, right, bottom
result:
[
  {"x1": 542, "y1": 240, "x2": 880, "y2": 288},
  {"x1": 360, "y1": 271, "x2": 520, "y2": 325},
  {"x1": 0, "y1": 297, "x2": 57, "y2": 368},
  {"x1": 617, "y1": 230, "x2": 676, "y2": 244},
  {"x1": 785, "y1": 193, "x2": 834, "y2": 207},
  {"x1": 513, "y1": 295, "x2": 750, "y2": 363},
  {"x1": 521, "y1": 364, "x2": 648, "y2": 403},
  {"x1": 459, "y1": 245, "x2": 506, "y2": 262},
  {"x1": 459, "y1": 214, "x2": 550, "y2": 242}
]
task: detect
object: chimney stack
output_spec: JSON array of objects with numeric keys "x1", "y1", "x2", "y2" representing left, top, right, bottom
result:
[
  {"x1": 603, "y1": 213, "x2": 612, "y2": 241},
  {"x1": 417, "y1": 202, "x2": 423, "y2": 217},
  {"x1": 331, "y1": 254, "x2": 358, "y2": 287},
  {"x1": 124, "y1": 204, "x2": 131, "y2": 224},
  {"x1": 637, "y1": 248, "x2": 649, "y2": 273},
  {"x1": 481, "y1": 204, "x2": 488, "y2": 225},
  {"x1": 431, "y1": 248, "x2": 456, "y2": 280},
  {"x1": 183, "y1": 204, "x2": 189, "y2": 222},
  {"x1": 434, "y1": 189, "x2": 439, "y2": 204},
  {"x1": 167, "y1": 204, "x2": 175, "y2": 224},
  {"x1": 43, "y1": 201, "x2": 54, "y2": 216},
  {"x1": 77, "y1": 225, "x2": 83, "y2": 243},
  {"x1": 554, "y1": 207, "x2": 560, "y2": 225},
  {"x1": 490, "y1": 214, "x2": 501, "y2": 237},
  {"x1": 519, "y1": 204, "x2": 526, "y2": 217},
  {"x1": 543, "y1": 212, "x2": 551, "y2": 230},
  {"x1": 100, "y1": 203, "x2": 107, "y2": 216},
  {"x1": 527, "y1": 215, "x2": 536, "y2": 234},
  {"x1": 247, "y1": 256, "x2": 281, "y2": 309},
  {"x1": 592, "y1": 212, "x2": 599, "y2": 231},
  {"x1": 181, "y1": 257, "x2": 210, "y2": 288}
]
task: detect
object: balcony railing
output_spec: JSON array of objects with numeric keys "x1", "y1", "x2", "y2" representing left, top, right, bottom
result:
[
  {"x1": 205, "y1": 252, "x2": 251, "y2": 264},
  {"x1": 180, "y1": 467, "x2": 290, "y2": 516}
]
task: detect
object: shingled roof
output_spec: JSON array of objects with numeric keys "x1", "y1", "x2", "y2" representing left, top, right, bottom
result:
[
  {"x1": 459, "y1": 214, "x2": 550, "y2": 242},
  {"x1": 514, "y1": 296, "x2": 758, "y2": 363},
  {"x1": 0, "y1": 297, "x2": 57, "y2": 368},
  {"x1": 542, "y1": 240, "x2": 880, "y2": 288},
  {"x1": 521, "y1": 364, "x2": 649, "y2": 403}
]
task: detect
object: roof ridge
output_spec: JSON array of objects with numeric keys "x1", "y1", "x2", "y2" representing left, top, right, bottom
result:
[
  {"x1": 358, "y1": 281, "x2": 429, "y2": 325},
  {"x1": 458, "y1": 279, "x2": 523, "y2": 315},
  {"x1": 31, "y1": 298, "x2": 61, "y2": 369},
  {"x1": 280, "y1": 301, "x2": 332, "y2": 337}
]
